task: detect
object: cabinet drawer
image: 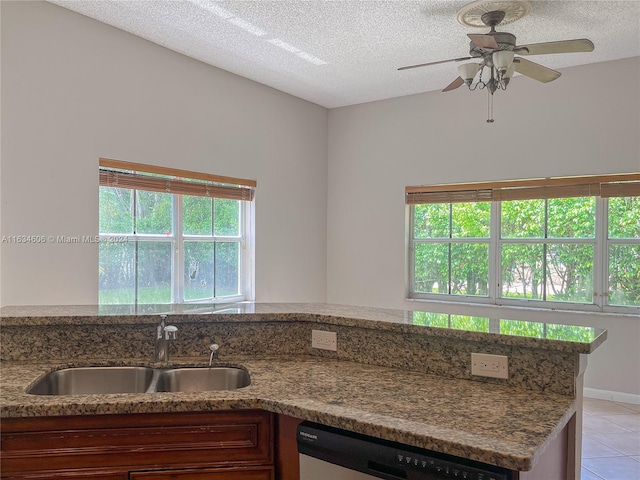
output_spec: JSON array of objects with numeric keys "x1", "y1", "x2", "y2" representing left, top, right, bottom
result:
[
  {"x1": 1, "y1": 411, "x2": 272, "y2": 477},
  {"x1": 130, "y1": 466, "x2": 274, "y2": 479}
]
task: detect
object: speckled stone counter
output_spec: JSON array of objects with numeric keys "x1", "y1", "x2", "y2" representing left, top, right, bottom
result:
[
  {"x1": 0, "y1": 303, "x2": 606, "y2": 474},
  {"x1": 0, "y1": 303, "x2": 607, "y2": 355},
  {"x1": 1, "y1": 303, "x2": 606, "y2": 396},
  {"x1": 0, "y1": 355, "x2": 575, "y2": 471}
]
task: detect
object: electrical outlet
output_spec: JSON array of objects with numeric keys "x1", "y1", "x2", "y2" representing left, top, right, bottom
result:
[
  {"x1": 471, "y1": 353, "x2": 509, "y2": 379},
  {"x1": 312, "y1": 330, "x2": 337, "y2": 351}
]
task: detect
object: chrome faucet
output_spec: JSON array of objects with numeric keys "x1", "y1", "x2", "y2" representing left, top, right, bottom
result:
[
  {"x1": 209, "y1": 343, "x2": 220, "y2": 366},
  {"x1": 155, "y1": 315, "x2": 178, "y2": 363}
]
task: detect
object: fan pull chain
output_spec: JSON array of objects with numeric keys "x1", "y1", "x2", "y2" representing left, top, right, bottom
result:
[{"x1": 487, "y1": 89, "x2": 495, "y2": 123}]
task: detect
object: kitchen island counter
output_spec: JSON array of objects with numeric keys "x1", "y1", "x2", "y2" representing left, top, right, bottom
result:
[
  {"x1": 1, "y1": 303, "x2": 604, "y2": 476},
  {"x1": 1, "y1": 355, "x2": 574, "y2": 472}
]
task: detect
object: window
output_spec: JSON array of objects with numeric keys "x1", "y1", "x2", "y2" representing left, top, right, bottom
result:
[
  {"x1": 98, "y1": 159, "x2": 255, "y2": 305},
  {"x1": 608, "y1": 195, "x2": 640, "y2": 306},
  {"x1": 500, "y1": 197, "x2": 596, "y2": 303},
  {"x1": 413, "y1": 202, "x2": 490, "y2": 296},
  {"x1": 407, "y1": 173, "x2": 640, "y2": 312}
]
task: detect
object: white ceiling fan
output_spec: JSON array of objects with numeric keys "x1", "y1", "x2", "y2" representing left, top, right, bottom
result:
[{"x1": 398, "y1": 0, "x2": 595, "y2": 122}]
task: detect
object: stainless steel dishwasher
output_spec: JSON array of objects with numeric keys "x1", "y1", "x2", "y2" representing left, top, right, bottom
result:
[{"x1": 298, "y1": 422, "x2": 513, "y2": 480}]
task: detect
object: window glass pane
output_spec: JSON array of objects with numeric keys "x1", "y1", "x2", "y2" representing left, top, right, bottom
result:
[
  {"x1": 99, "y1": 187, "x2": 133, "y2": 234},
  {"x1": 137, "y1": 242, "x2": 172, "y2": 303},
  {"x1": 501, "y1": 243, "x2": 544, "y2": 299},
  {"x1": 501, "y1": 200, "x2": 544, "y2": 238},
  {"x1": 99, "y1": 241, "x2": 135, "y2": 304},
  {"x1": 214, "y1": 199, "x2": 240, "y2": 236},
  {"x1": 546, "y1": 244, "x2": 593, "y2": 303},
  {"x1": 414, "y1": 204, "x2": 450, "y2": 238},
  {"x1": 452, "y1": 202, "x2": 490, "y2": 238},
  {"x1": 500, "y1": 319, "x2": 544, "y2": 338},
  {"x1": 548, "y1": 197, "x2": 595, "y2": 238},
  {"x1": 215, "y1": 242, "x2": 240, "y2": 296},
  {"x1": 609, "y1": 196, "x2": 640, "y2": 238},
  {"x1": 609, "y1": 244, "x2": 640, "y2": 306},
  {"x1": 450, "y1": 243, "x2": 489, "y2": 296},
  {"x1": 184, "y1": 241, "x2": 214, "y2": 301},
  {"x1": 413, "y1": 243, "x2": 449, "y2": 293},
  {"x1": 183, "y1": 196, "x2": 212, "y2": 236},
  {"x1": 136, "y1": 191, "x2": 172, "y2": 235}
]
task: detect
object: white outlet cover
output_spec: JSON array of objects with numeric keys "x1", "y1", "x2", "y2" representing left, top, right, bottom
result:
[
  {"x1": 471, "y1": 353, "x2": 509, "y2": 379},
  {"x1": 312, "y1": 330, "x2": 337, "y2": 351}
]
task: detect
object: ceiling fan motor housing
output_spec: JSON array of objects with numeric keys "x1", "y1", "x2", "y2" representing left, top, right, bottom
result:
[
  {"x1": 481, "y1": 10, "x2": 506, "y2": 27},
  {"x1": 469, "y1": 31, "x2": 516, "y2": 57}
]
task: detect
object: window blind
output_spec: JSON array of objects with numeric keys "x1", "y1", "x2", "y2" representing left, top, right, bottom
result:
[
  {"x1": 99, "y1": 158, "x2": 255, "y2": 201},
  {"x1": 406, "y1": 173, "x2": 640, "y2": 205}
]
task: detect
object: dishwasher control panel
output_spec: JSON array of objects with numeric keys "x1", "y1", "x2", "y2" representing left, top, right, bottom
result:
[{"x1": 396, "y1": 450, "x2": 508, "y2": 480}]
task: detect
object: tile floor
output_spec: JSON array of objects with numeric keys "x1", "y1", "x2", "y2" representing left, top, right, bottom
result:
[{"x1": 581, "y1": 398, "x2": 640, "y2": 480}]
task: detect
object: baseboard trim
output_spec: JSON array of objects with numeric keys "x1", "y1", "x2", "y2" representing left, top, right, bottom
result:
[{"x1": 584, "y1": 387, "x2": 640, "y2": 405}]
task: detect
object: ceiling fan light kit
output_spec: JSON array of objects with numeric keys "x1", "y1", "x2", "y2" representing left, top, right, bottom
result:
[
  {"x1": 493, "y1": 50, "x2": 515, "y2": 74},
  {"x1": 399, "y1": 0, "x2": 594, "y2": 123}
]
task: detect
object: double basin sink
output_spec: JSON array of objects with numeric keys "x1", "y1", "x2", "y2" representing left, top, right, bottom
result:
[{"x1": 27, "y1": 366, "x2": 251, "y2": 396}]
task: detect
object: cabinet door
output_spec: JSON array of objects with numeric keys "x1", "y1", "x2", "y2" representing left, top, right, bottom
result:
[
  {"x1": 129, "y1": 466, "x2": 273, "y2": 480},
  {"x1": 1, "y1": 410, "x2": 272, "y2": 476}
]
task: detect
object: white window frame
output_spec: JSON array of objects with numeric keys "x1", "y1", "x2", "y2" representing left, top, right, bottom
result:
[
  {"x1": 174, "y1": 193, "x2": 253, "y2": 304},
  {"x1": 98, "y1": 159, "x2": 255, "y2": 306},
  {"x1": 408, "y1": 196, "x2": 639, "y2": 314}
]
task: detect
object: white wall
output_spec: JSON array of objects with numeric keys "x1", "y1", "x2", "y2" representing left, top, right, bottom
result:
[
  {"x1": 0, "y1": 1, "x2": 328, "y2": 305},
  {"x1": 327, "y1": 57, "x2": 640, "y2": 397}
]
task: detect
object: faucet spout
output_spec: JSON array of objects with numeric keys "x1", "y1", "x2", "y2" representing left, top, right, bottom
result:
[
  {"x1": 155, "y1": 315, "x2": 178, "y2": 363},
  {"x1": 209, "y1": 343, "x2": 220, "y2": 366}
]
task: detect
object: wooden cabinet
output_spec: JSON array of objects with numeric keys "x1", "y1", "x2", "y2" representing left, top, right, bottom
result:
[
  {"x1": 0, "y1": 411, "x2": 273, "y2": 479},
  {"x1": 1, "y1": 410, "x2": 568, "y2": 480},
  {"x1": 274, "y1": 415, "x2": 302, "y2": 480}
]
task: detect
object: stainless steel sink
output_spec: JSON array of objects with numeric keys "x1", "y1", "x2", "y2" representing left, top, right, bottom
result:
[
  {"x1": 27, "y1": 366, "x2": 155, "y2": 395},
  {"x1": 27, "y1": 366, "x2": 251, "y2": 395},
  {"x1": 155, "y1": 367, "x2": 251, "y2": 392}
]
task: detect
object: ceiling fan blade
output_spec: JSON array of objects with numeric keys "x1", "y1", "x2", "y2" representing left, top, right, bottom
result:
[
  {"x1": 398, "y1": 57, "x2": 472, "y2": 71},
  {"x1": 515, "y1": 39, "x2": 594, "y2": 56},
  {"x1": 514, "y1": 58, "x2": 562, "y2": 83},
  {"x1": 442, "y1": 77, "x2": 465, "y2": 92},
  {"x1": 468, "y1": 34, "x2": 499, "y2": 50}
]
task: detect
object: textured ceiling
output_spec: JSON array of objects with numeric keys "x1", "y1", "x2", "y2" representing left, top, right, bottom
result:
[{"x1": 48, "y1": 0, "x2": 640, "y2": 108}]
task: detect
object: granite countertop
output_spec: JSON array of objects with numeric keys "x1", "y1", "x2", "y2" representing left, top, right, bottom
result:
[
  {"x1": 0, "y1": 302, "x2": 607, "y2": 354},
  {"x1": 0, "y1": 355, "x2": 575, "y2": 472}
]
